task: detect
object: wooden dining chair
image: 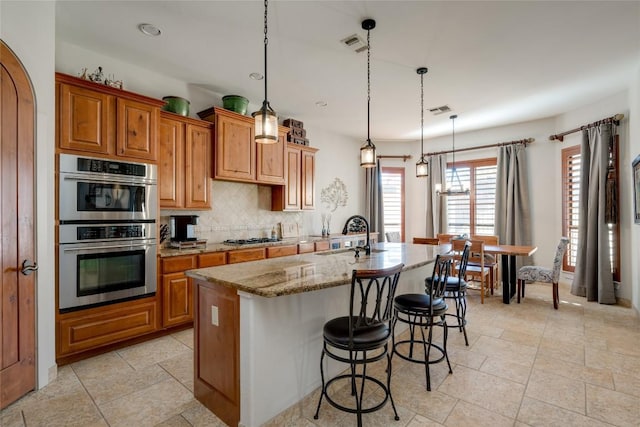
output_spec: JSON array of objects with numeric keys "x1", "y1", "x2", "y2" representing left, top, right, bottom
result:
[
  {"x1": 470, "y1": 234, "x2": 500, "y2": 297},
  {"x1": 458, "y1": 240, "x2": 491, "y2": 304},
  {"x1": 437, "y1": 233, "x2": 456, "y2": 244},
  {"x1": 413, "y1": 237, "x2": 439, "y2": 245}
]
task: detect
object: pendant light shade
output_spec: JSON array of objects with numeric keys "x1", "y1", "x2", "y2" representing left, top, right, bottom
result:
[
  {"x1": 252, "y1": 0, "x2": 278, "y2": 144},
  {"x1": 437, "y1": 114, "x2": 470, "y2": 196},
  {"x1": 416, "y1": 67, "x2": 429, "y2": 178},
  {"x1": 360, "y1": 19, "x2": 377, "y2": 168}
]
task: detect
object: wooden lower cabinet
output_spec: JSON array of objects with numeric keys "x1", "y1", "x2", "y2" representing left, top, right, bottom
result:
[
  {"x1": 227, "y1": 248, "x2": 266, "y2": 264},
  {"x1": 266, "y1": 245, "x2": 298, "y2": 258},
  {"x1": 57, "y1": 297, "x2": 158, "y2": 359},
  {"x1": 314, "y1": 240, "x2": 330, "y2": 252},
  {"x1": 162, "y1": 273, "x2": 193, "y2": 328}
]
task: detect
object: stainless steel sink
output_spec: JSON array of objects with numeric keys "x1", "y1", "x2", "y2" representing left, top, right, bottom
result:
[{"x1": 315, "y1": 248, "x2": 387, "y2": 256}]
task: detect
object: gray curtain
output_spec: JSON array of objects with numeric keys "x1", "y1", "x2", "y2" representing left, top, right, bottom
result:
[
  {"x1": 425, "y1": 154, "x2": 448, "y2": 236},
  {"x1": 494, "y1": 144, "x2": 532, "y2": 269},
  {"x1": 365, "y1": 160, "x2": 384, "y2": 237},
  {"x1": 570, "y1": 125, "x2": 616, "y2": 304}
]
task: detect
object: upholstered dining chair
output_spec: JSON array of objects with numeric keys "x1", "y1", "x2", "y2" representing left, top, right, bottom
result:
[
  {"x1": 517, "y1": 237, "x2": 569, "y2": 309},
  {"x1": 386, "y1": 231, "x2": 401, "y2": 242}
]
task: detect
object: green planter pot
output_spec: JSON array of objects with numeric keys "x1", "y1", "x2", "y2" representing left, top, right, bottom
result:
[
  {"x1": 222, "y1": 95, "x2": 249, "y2": 115},
  {"x1": 162, "y1": 96, "x2": 190, "y2": 116}
]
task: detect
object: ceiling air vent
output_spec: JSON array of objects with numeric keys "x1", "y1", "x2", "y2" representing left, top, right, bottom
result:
[
  {"x1": 429, "y1": 105, "x2": 451, "y2": 115},
  {"x1": 340, "y1": 34, "x2": 367, "y2": 53}
]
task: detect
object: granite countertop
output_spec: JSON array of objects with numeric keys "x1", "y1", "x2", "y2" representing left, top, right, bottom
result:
[
  {"x1": 185, "y1": 242, "x2": 443, "y2": 297},
  {"x1": 158, "y1": 236, "x2": 327, "y2": 258}
]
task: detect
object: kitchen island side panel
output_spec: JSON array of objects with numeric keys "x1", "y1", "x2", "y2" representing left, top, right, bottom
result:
[
  {"x1": 194, "y1": 280, "x2": 240, "y2": 427},
  {"x1": 238, "y1": 264, "x2": 430, "y2": 426}
]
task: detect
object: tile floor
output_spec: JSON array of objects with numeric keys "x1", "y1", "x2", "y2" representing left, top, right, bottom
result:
[{"x1": 1, "y1": 280, "x2": 639, "y2": 427}]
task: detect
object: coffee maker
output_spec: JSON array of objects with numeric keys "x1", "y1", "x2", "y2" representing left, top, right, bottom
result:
[{"x1": 169, "y1": 215, "x2": 199, "y2": 241}]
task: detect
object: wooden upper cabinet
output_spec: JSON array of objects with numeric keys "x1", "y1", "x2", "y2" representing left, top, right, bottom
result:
[
  {"x1": 58, "y1": 82, "x2": 115, "y2": 155},
  {"x1": 185, "y1": 123, "x2": 212, "y2": 209},
  {"x1": 56, "y1": 73, "x2": 164, "y2": 162},
  {"x1": 158, "y1": 111, "x2": 212, "y2": 210},
  {"x1": 214, "y1": 109, "x2": 255, "y2": 182},
  {"x1": 116, "y1": 98, "x2": 159, "y2": 161},
  {"x1": 256, "y1": 126, "x2": 287, "y2": 185},
  {"x1": 158, "y1": 116, "x2": 184, "y2": 208},
  {"x1": 272, "y1": 143, "x2": 318, "y2": 211},
  {"x1": 301, "y1": 146, "x2": 317, "y2": 210}
]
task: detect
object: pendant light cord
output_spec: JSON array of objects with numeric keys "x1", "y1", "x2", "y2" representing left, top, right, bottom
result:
[
  {"x1": 366, "y1": 28, "x2": 371, "y2": 142},
  {"x1": 420, "y1": 72, "x2": 424, "y2": 159},
  {"x1": 263, "y1": 0, "x2": 269, "y2": 108}
]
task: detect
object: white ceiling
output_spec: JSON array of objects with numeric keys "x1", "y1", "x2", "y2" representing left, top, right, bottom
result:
[{"x1": 55, "y1": 1, "x2": 640, "y2": 142}]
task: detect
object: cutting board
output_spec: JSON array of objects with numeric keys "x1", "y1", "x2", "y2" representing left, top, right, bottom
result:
[{"x1": 280, "y1": 222, "x2": 299, "y2": 239}]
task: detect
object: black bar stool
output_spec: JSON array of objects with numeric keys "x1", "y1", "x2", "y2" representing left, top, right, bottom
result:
[
  {"x1": 314, "y1": 263, "x2": 404, "y2": 427},
  {"x1": 392, "y1": 254, "x2": 453, "y2": 390}
]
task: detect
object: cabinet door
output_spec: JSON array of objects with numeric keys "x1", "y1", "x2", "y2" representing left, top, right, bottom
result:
[
  {"x1": 256, "y1": 129, "x2": 286, "y2": 185},
  {"x1": 158, "y1": 117, "x2": 184, "y2": 208},
  {"x1": 215, "y1": 113, "x2": 255, "y2": 181},
  {"x1": 58, "y1": 83, "x2": 115, "y2": 155},
  {"x1": 301, "y1": 148, "x2": 316, "y2": 210},
  {"x1": 185, "y1": 124, "x2": 211, "y2": 209},
  {"x1": 117, "y1": 98, "x2": 159, "y2": 161},
  {"x1": 284, "y1": 146, "x2": 302, "y2": 210},
  {"x1": 162, "y1": 273, "x2": 193, "y2": 328}
]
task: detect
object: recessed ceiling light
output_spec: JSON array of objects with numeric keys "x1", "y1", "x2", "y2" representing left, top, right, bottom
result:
[
  {"x1": 249, "y1": 72, "x2": 264, "y2": 80},
  {"x1": 315, "y1": 101, "x2": 328, "y2": 107},
  {"x1": 138, "y1": 23, "x2": 161, "y2": 37}
]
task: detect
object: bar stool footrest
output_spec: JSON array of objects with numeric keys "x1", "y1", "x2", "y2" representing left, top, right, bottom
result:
[{"x1": 322, "y1": 374, "x2": 390, "y2": 415}]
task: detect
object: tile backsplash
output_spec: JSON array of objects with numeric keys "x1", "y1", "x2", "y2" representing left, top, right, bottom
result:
[{"x1": 160, "y1": 180, "x2": 304, "y2": 243}]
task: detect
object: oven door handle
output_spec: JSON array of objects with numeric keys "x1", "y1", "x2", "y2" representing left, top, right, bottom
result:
[
  {"x1": 62, "y1": 243, "x2": 155, "y2": 252},
  {"x1": 62, "y1": 174, "x2": 155, "y2": 186}
]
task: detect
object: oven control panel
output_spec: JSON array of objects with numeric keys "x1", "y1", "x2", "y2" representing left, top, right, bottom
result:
[
  {"x1": 77, "y1": 225, "x2": 146, "y2": 240},
  {"x1": 77, "y1": 157, "x2": 146, "y2": 177}
]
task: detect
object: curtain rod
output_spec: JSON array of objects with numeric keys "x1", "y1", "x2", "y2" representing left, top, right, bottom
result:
[
  {"x1": 424, "y1": 138, "x2": 534, "y2": 157},
  {"x1": 377, "y1": 155, "x2": 412, "y2": 162},
  {"x1": 548, "y1": 113, "x2": 624, "y2": 142}
]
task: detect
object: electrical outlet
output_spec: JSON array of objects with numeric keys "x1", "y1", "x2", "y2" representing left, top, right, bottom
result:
[{"x1": 211, "y1": 305, "x2": 219, "y2": 326}]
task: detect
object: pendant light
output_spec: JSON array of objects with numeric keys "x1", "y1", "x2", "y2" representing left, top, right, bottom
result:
[
  {"x1": 437, "y1": 115, "x2": 470, "y2": 196},
  {"x1": 252, "y1": 0, "x2": 278, "y2": 144},
  {"x1": 415, "y1": 67, "x2": 429, "y2": 177},
  {"x1": 360, "y1": 19, "x2": 377, "y2": 168}
]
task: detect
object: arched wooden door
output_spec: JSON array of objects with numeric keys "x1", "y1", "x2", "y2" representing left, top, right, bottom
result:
[{"x1": 0, "y1": 40, "x2": 37, "y2": 409}]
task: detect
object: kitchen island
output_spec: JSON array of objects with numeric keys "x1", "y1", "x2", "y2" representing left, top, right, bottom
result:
[{"x1": 186, "y1": 242, "x2": 442, "y2": 427}]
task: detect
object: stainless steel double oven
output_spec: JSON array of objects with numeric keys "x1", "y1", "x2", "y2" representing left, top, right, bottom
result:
[{"x1": 58, "y1": 154, "x2": 157, "y2": 312}]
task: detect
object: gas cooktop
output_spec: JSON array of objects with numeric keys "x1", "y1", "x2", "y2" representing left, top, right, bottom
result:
[{"x1": 223, "y1": 237, "x2": 279, "y2": 246}]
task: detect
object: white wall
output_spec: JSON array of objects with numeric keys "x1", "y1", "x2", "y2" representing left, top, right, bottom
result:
[
  {"x1": 629, "y1": 65, "x2": 640, "y2": 313},
  {"x1": 1, "y1": 1, "x2": 57, "y2": 387}
]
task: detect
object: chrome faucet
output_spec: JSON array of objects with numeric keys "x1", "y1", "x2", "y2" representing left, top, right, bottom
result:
[{"x1": 342, "y1": 215, "x2": 370, "y2": 256}]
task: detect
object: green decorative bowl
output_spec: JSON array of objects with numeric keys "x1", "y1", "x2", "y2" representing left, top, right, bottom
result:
[
  {"x1": 162, "y1": 96, "x2": 190, "y2": 116},
  {"x1": 222, "y1": 95, "x2": 249, "y2": 115}
]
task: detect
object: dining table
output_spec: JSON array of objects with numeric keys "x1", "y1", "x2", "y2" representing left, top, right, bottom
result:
[
  {"x1": 428, "y1": 241, "x2": 538, "y2": 304},
  {"x1": 482, "y1": 244, "x2": 538, "y2": 303}
]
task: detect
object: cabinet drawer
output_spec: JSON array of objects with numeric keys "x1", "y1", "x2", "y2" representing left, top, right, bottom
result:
[
  {"x1": 58, "y1": 299, "x2": 158, "y2": 356},
  {"x1": 199, "y1": 252, "x2": 227, "y2": 268},
  {"x1": 162, "y1": 255, "x2": 197, "y2": 274},
  {"x1": 297, "y1": 242, "x2": 315, "y2": 254},
  {"x1": 267, "y1": 245, "x2": 298, "y2": 258},
  {"x1": 227, "y1": 248, "x2": 266, "y2": 264},
  {"x1": 315, "y1": 241, "x2": 330, "y2": 252}
]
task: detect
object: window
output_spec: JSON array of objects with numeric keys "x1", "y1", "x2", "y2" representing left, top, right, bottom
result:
[
  {"x1": 561, "y1": 146, "x2": 580, "y2": 272},
  {"x1": 444, "y1": 158, "x2": 497, "y2": 235},
  {"x1": 562, "y1": 142, "x2": 620, "y2": 281},
  {"x1": 381, "y1": 167, "x2": 404, "y2": 241}
]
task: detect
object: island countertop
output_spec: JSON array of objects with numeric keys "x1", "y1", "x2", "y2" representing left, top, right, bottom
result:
[{"x1": 185, "y1": 242, "x2": 442, "y2": 297}]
